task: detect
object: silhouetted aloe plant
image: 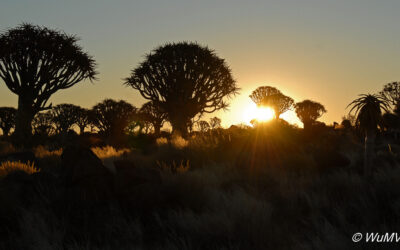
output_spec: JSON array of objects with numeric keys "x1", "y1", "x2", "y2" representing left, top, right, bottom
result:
[{"x1": 348, "y1": 94, "x2": 389, "y2": 175}]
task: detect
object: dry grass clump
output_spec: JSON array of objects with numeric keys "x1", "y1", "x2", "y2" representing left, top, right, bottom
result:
[
  {"x1": 171, "y1": 134, "x2": 188, "y2": 149},
  {"x1": 156, "y1": 137, "x2": 168, "y2": 146},
  {"x1": 157, "y1": 160, "x2": 190, "y2": 174},
  {"x1": 33, "y1": 145, "x2": 62, "y2": 158},
  {"x1": 0, "y1": 161, "x2": 39, "y2": 178},
  {"x1": 91, "y1": 146, "x2": 130, "y2": 159}
]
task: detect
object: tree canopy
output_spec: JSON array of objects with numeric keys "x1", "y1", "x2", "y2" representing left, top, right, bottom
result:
[
  {"x1": 197, "y1": 120, "x2": 210, "y2": 132},
  {"x1": 209, "y1": 117, "x2": 222, "y2": 129},
  {"x1": 32, "y1": 112, "x2": 54, "y2": 136},
  {"x1": 91, "y1": 99, "x2": 136, "y2": 138},
  {"x1": 0, "y1": 23, "x2": 97, "y2": 143},
  {"x1": 250, "y1": 86, "x2": 294, "y2": 119},
  {"x1": 74, "y1": 107, "x2": 92, "y2": 134},
  {"x1": 139, "y1": 101, "x2": 167, "y2": 135},
  {"x1": 125, "y1": 42, "x2": 239, "y2": 136},
  {"x1": 0, "y1": 107, "x2": 16, "y2": 136},
  {"x1": 294, "y1": 100, "x2": 326, "y2": 129},
  {"x1": 50, "y1": 104, "x2": 80, "y2": 134},
  {"x1": 347, "y1": 94, "x2": 389, "y2": 132},
  {"x1": 380, "y1": 81, "x2": 400, "y2": 108}
]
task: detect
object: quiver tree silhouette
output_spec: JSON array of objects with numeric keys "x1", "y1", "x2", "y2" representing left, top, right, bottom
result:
[
  {"x1": 91, "y1": 99, "x2": 136, "y2": 142},
  {"x1": 0, "y1": 107, "x2": 16, "y2": 136},
  {"x1": 342, "y1": 114, "x2": 356, "y2": 127},
  {"x1": 0, "y1": 24, "x2": 97, "y2": 144},
  {"x1": 249, "y1": 86, "x2": 281, "y2": 105},
  {"x1": 380, "y1": 81, "x2": 400, "y2": 110},
  {"x1": 75, "y1": 107, "x2": 91, "y2": 134},
  {"x1": 125, "y1": 42, "x2": 239, "y2": 137},
  {"x1": 32, "y1": 112, "x2": 54, "y2": 136},
  {"x1": 197, "y1": 120, "x2": 210, "y2": 132},
  {"x1": 294, "y1": 100, "x2": 326, "y2": 130},
  {"x1": 341, "y1": 119, "x2": 352, "y2": 130},
  {"x1": 125, "y1": 120, "x2": 145, "y2": 135},
  {"x1": 250, "y1": 86, "x2": 294, "y2": 119},
  {"x1": 347, "y1": 94, "x2": 389, "y2": 175},
  {"x1": 209, "y1": 117, "x2": 222, "y2": 129},
  {"x1": 139, "y1": 101, "x2": 167, "y2": 136},
  {"x1": 50, "y1": 104, "x2": 81, "y2": 134}
]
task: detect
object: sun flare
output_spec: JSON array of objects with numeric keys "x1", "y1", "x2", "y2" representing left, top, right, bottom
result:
[{"x1": 243, "y1": 103, "x2": 275, "y2": 125}]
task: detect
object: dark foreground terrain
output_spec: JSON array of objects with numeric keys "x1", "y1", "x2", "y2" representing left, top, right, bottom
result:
[{"x1": 0, "y1": 123, "x2": 399, "y2": 250}]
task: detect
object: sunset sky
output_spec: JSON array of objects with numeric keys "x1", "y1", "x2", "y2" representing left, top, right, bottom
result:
[{"x1": 1, "y1": 0, "x2": 400, "y2": 127}]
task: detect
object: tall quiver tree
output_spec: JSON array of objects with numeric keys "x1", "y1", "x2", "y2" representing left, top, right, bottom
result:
[
  {"x1": 0, "y1": 107, "x2": 16, "y2": 136},
  {"x1": 250, "y1": 86, "x2": 294, "y2": 119},
  {"x1": 0, "y1": 24, "x2": 97, "y2": 144},
  {"x1": 294, "y1": 100, "x2": 326, "y2": 130},
  {"x1": 32, "y1": 112, "x2": 54, "y2": 136},
  {"x1": 348, "y1": 94, "x2": 389, "y2": 175},
  {"x1": 210, "y1": 117, "x2": 222, "y2": 129},
  {"x1": 125, "y1": 42, "x2": 239, "y2": 137},
  {"x1": 139, "y1": 101, "x2": 167, "y2": 136},
  {"x1": 75, "y1": 107, "x2": 91, "y2": 134},
  {"x1": 380, "y1": 82, "x2": 400, "y2": 109},
  {"x1": 50, "y1": 104, "x2": 80, "y2": 134},
  {"x1": 91, "y1": 99, "x2": 136, "y2": 143}
]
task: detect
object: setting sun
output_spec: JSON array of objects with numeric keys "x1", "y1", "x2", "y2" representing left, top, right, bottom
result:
[{"x1": 243, "y1": 103, "x2": 275, "y2": 125}]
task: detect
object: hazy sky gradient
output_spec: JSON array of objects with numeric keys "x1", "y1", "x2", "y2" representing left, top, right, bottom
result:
[{"x1": 1, "y1": 0, "x2": 400, "y2": 127}]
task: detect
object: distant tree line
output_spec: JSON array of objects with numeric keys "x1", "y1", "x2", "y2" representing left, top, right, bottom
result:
[{"x1": 1, "y1": 22, "x2": 400, "y2": 167}]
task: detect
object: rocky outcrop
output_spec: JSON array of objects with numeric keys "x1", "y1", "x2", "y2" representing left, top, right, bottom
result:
[
  {"x1": 113, "y1": 159, "x2": 162, "y2": 211},
  {"x1": 61, "y1": 146, "x2": 114, "y2": 202}
]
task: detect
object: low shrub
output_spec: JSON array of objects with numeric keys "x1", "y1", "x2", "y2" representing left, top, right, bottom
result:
[
  {"x1": 0, "y1": 161, "x2": 39, "y2": 178},
  {"x1": 91, "y1": 146, "x2": 130, "y2": 159}
]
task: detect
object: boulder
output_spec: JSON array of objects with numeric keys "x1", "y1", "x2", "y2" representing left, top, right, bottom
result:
[
  {"x1": 61, "y1": 146, "x2": 114, "y2": 201},
  {"x1": 113, "y1": 159, "x2": 162, "y2": 211}
]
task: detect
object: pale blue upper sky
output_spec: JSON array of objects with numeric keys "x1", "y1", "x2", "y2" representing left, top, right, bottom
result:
[{"x1": 1, "y1": 0, "x2": 400, "y2": 126}]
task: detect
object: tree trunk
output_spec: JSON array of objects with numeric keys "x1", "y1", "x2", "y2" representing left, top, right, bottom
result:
[
  {"x1": 364, "y1": 129, "x2": 376, "y2": 176},
  {"x1": 303, "y1": 120, "x2": 313, "y2": 131},
  {"x1": 1, "y1": 127, "x2": 11, "y2": 137},
  {"x1": 154, "y1": 123, "x2": 161, "y2": 136},
  {"x1": 14, "y1": 96, "x2": 34, "y2": 146},
  {"x1": 79, "y1": 125, "x2": 85, "y2": 135},
  {"x1": 170, "y1": 116, "x2": 190, "y2": 138}
]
